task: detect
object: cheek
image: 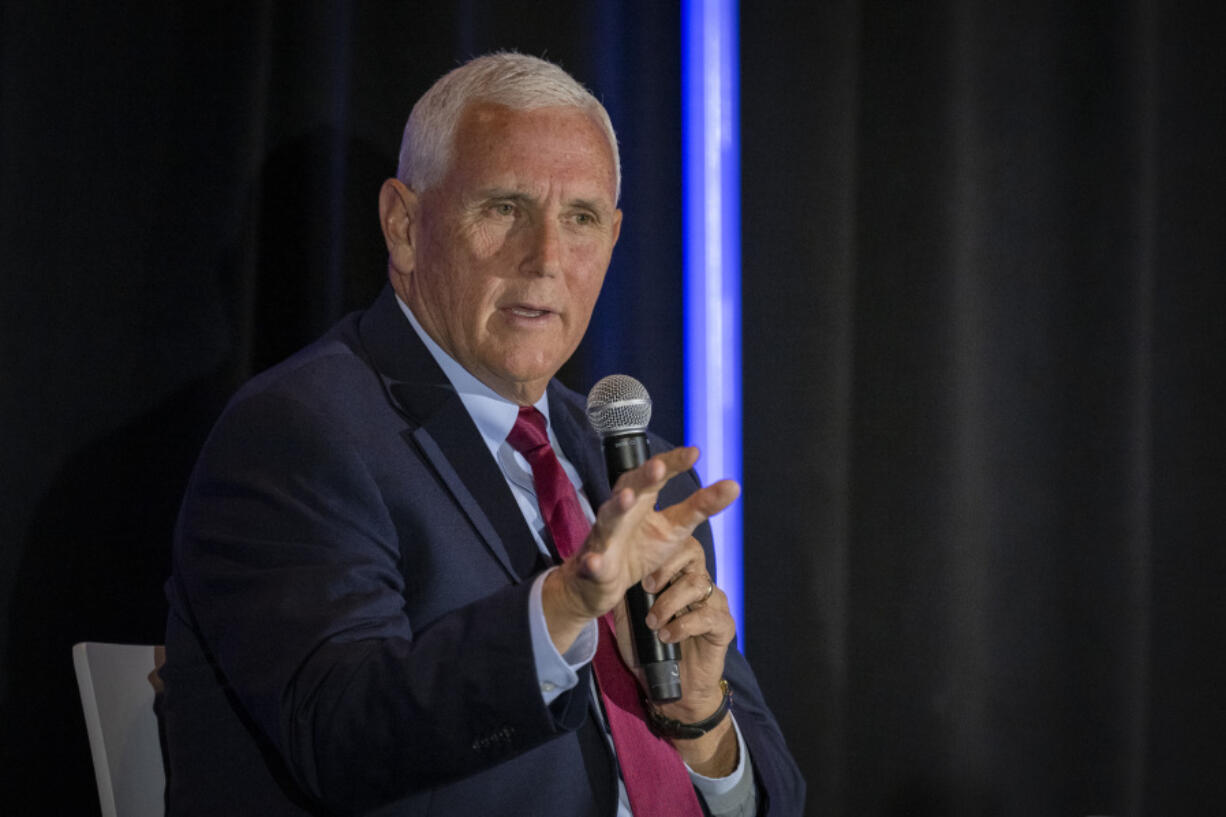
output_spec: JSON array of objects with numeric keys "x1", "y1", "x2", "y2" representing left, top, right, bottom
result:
[
  {"x1": 447, "y1": 275, "x2": 498, "y2": 327},
  {"x1": 421, "y1": 233, "x2": 495, "y2": 308},
  {"x1": 569, "y1": 250, "x2": 611, "y2": 304},
  {"x1": 468, "y1": 221, "x2": 511, "y2": 259},
  {"x1": 573, "y1": 273, "x2": 604, "y2": 308}
]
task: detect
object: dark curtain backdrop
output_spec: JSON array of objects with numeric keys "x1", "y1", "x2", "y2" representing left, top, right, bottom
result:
[
  {"x1": 2, "y1": 2, "x2": 1221, "y2": 816},
  {"x1": 741, "y1": 1, "x2": 1225, "y2": 815}
]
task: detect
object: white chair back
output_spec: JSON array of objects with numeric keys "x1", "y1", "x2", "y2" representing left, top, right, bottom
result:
[{"x1": 72, "y1": 642, "x2": 167, "y2": 817}]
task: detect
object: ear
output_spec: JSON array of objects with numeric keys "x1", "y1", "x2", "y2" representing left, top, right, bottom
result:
[{"x1": 379, "y1": 178, "x2": 418, "y2": 286}]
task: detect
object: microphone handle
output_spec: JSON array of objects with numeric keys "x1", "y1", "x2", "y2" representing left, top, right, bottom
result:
[{"x1": 603, "y1": 433, "x2": 683, "y2": 703}]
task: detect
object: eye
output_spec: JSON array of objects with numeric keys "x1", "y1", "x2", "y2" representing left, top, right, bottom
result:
[{"x1": 491, "y1": 201, "x2": 516, "y2": 217}]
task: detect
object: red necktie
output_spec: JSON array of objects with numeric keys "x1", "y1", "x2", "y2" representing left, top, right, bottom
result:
[{"x1": 507, "y1": 406, "x2": 702, "y2": 817}]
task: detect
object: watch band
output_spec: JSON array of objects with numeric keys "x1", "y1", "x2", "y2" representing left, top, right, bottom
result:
[{"x1": 643, "y1": 679, "x2": 732, "y2": 740}]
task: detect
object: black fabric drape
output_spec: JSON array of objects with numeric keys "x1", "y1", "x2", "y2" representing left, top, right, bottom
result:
[
  {"x1": 2, "y1": 2, "x2": 1222, "y2": 816},
  {"x1": 743, "y1": 1, "x2": 1224, "y2": 815}
]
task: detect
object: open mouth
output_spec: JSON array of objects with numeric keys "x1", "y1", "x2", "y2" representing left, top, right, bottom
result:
[{"x1": 505, "y1": 305, "x2": 554, "y2": 319}]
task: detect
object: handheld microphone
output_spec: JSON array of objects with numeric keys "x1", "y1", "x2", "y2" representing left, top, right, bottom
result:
[{"x1": 586, "y1": 374, "x2": 682, "y2": 703}]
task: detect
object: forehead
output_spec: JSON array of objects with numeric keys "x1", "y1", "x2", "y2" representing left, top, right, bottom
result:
[{"x1": 445, "y1": 102, "x2": 618, "y2": 201}]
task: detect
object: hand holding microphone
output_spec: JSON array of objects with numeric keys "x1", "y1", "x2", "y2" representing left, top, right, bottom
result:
[{"x1": 585, "y1": 375, "x2": 740, "y2": 705}]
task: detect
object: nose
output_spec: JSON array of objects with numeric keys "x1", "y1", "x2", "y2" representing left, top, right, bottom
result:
[{"x1": 522, "y1": 216, "x2": 563, "y2": 277}]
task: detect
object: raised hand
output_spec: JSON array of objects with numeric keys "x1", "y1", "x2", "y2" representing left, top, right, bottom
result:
[{"x1": 541, "y1": 446, "x2": 738, "y2": 653}]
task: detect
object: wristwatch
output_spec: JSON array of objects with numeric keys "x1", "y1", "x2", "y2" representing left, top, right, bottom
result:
[{"x1": 643, "y1": 679, "x2": 732, "y2": 740}]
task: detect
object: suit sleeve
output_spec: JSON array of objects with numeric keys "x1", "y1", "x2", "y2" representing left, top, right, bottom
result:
[{"x1": 173, "y1": 389, "x2": 583, "y2": 813}]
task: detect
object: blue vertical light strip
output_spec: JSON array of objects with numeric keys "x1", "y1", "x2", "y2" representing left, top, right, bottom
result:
[{"x1": 682, "y1": 0, "x2": 743, "y2": 637}]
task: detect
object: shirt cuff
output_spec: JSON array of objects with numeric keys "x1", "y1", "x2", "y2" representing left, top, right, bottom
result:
[
  {"x1": 528, "y1": 568, "x2": 598, "y2": 706},
  {"x1": 687, "y1": 714, "x2": 758, "y2": 817}
]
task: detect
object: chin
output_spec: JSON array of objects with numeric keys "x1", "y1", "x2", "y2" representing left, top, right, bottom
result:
[{"x1": 498, "y1": 346, "x2": 568, "y2": 380}]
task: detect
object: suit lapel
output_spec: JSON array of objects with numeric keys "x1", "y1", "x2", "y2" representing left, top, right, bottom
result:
[
  {"x1": 357, "y1": 286, "x2": 541, "y2": 582},
  {"x1": 408, "y1": 402, "x2": 543, "y2": 580}
]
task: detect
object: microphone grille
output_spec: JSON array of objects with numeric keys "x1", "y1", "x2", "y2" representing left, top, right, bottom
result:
[{"x1": 585, "y1": 374, "x2": 652, "y2": 436}]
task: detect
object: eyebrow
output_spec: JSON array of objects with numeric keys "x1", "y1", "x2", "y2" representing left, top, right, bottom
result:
[
  {"x1": 567, "y1": 197, "x2": 609, "y2": 215},
  {"x1": 474, "y1": 188, "x2": 531, "y2": 205}
]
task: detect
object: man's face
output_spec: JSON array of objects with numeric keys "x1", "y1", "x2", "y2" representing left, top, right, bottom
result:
[{"x1": 390, "y1": 102, "x2": 622, "y2": 404}]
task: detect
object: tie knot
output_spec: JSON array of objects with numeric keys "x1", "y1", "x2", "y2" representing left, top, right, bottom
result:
[{"x1": 507, "y1": 406, "x2": 550, "y2": 456}]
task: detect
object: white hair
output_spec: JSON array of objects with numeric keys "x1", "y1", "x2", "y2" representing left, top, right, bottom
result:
[{"x1": 397, "y1": 52, "x2": 621, "y2": 201}]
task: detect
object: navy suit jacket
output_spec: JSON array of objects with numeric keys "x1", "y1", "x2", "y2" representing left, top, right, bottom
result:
[{"x1": 163, "y1": 286, "x2": 804, "y2": 816}]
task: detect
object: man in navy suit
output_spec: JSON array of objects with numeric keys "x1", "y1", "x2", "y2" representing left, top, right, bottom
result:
[{"x1": 163, "y1": 53, "x2": 804, "y2": 816}]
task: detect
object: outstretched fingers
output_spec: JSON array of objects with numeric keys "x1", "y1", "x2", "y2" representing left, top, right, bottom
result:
[
  {"x1": 577, "y1": 447, "x2": 740, "y2": 617},
  {"x1": 662, "y1": 477, "x2": 741, "y2": 533},
  {"x1": 613, "y1": 446, "x2": 701, "y2": 495},
  {"x1": 590, "y1": 447, "x2": 703, "y2": 541}
]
